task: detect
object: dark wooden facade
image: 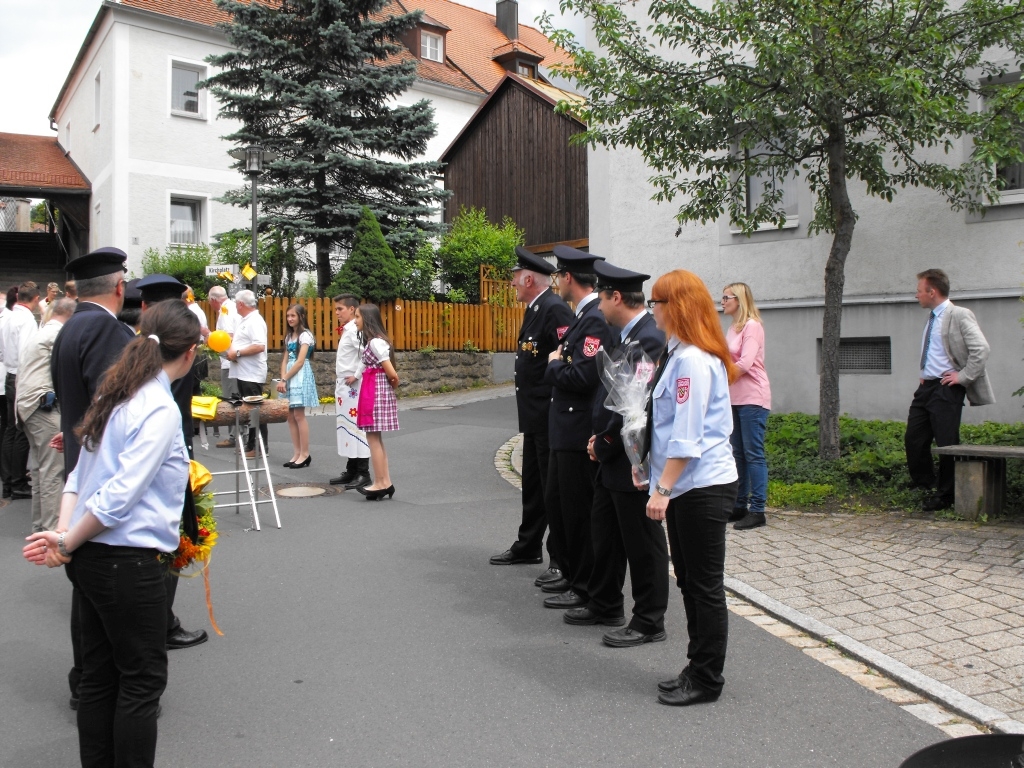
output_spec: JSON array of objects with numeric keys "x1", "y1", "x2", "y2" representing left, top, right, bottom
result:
[{"x1": 440, "y1": 74, "x2": 588, "y2": 247}]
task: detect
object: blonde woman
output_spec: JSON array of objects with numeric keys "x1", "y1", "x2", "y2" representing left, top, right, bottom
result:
[{"x1": 722, "y1": 283, "x2": 772, "y2": 530}]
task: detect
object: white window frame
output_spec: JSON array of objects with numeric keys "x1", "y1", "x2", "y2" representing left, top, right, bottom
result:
[
  {"x1": 732, "y1": 139, "x2": 800, "y2": 232},
  {"x1": 93, "y1": 71, "x2": 101, "y2": 131},
  {"x1": 421, "y1": 31, "x2": 443, "y2": 63},
  {"x1": 167, "y1": 192, "x2": 210, "y2": 247},
  {"x1": 981, "y1": 78, "x2": 1024, "y2": 207},
  {"x1": 169, "y1": 58, "x2": 208, "y2": 120}
]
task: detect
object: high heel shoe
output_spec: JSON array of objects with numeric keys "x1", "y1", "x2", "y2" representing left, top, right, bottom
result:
[
  {"x1": 293, "y1": 456, "x2": 312, "y2": 469},
  {"x1": 363, "y1": 485, "x2": 395, "y2": 501},
  {"x1": 283, "y1": 460, "x2": 297, "y2": 468}
]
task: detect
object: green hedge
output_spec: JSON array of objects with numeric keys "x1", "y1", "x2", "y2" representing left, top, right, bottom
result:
[{"x1": 765, "y1": 413, "x2": 1024, "y2": 515}]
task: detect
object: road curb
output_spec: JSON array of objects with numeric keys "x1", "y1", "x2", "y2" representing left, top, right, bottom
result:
[{"x1": 724, "y1": 577, "x2": 1024, "y2": 735}]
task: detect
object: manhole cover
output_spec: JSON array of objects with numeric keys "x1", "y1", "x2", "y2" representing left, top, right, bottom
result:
[
  {"x1": 262, "y1": 483, "x2": 341, "y2": 499},
  {"x1": 420, "y1": 406, "x2": 453, "y2": 410}
]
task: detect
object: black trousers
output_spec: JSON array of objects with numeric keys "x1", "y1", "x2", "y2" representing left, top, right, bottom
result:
[
  {"x1": 509, "y1": 430, "x2": 560, "y2": 566},
  {"x1": 905, "y1": 379, "x2": 966, "y2": 503},
  {"x1": 665, "y1": 481, "x2": 738, "y2": 695},
  {"x1": 2, "y1": 372, "x2": 30, "y2": 493},
  {"x1": 237, "y1": 379, "x2": 268, "y2": 451},
  {"x1": 67, "y1": 543, "x2": 168, "y2": 768},
  {"x1": 545, "y1": 450, "x2": 597, "y2": 601},
  {"x1": 588, "y1": 483, "x2": 670, "y2": 632}
]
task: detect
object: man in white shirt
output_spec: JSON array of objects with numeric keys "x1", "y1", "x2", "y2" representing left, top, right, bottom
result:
[
  {"x1": 208, "y1": 286, "x2": 239, "y2": 447},
  {"x1": 17, "y1": 297, "x2": 75, "y2": 531},
  {"x1": 1, "y1": 281, "x2": 41, "y2": 499},
  {"x1": 226, "y1": 289, "x2": 268, "y2": 458},
  {"x1": 331, "y1": 294, "x2": 371, "y2": 488}
]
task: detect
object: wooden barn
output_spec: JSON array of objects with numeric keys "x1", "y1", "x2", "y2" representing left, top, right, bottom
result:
[{"x1": 439, "y1": 72, "x2": 588, "y2": 251}]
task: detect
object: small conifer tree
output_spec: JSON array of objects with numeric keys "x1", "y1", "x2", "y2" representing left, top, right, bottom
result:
[{"x1": 331, "y1": 207, "x2": 404, "y2": 304}]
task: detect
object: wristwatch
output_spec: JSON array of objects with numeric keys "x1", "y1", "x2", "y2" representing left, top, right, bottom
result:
[
  {"x1": 57, "y1": 532, "x2": 69, "y2": 557},
  {"x1": 655, "y1": 483, "x2": 672, "y2": 497}
]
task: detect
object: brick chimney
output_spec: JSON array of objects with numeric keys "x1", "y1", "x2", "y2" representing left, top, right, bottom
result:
[{"x1": 496, "y1": 0, "x2": 518, "y2": 41}]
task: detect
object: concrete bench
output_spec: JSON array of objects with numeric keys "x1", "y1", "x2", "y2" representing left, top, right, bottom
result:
[{"x1": 931, "y1": 445, "x2": 1024, "y2": 520}]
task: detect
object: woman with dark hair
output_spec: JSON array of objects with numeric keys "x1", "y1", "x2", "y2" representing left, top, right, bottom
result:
[
  {"x1": 354, "y1": 304, "x2": 399, "y2": 500},
  {"x1": 639, "y1": 269, "x2": 738, "y2": 707},
  {"x1": 23, "y1": 300, "x2": 200, "y2": 767},
  {"x1": 277, "y1": 303, "x2": 318, "y2": 468}
]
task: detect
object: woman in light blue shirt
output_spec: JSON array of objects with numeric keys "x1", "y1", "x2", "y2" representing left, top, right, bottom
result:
[
  {"x1": 640, "y1": 269, "x2": 739, "y2": 708},
  {"x1": 23, "y1": 300, "x2": 200, "y2": 767}
]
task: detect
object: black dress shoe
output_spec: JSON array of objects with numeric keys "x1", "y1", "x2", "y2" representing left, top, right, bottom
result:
[
  {"x1": 2, "y1": 486, "x2": 10, "y2": 498},
  {"x1": 728, "y1": 508, "x2": 748, "y2": 523},
  {"x1": 540, "y1": 578, "x2": 570, "y2": 594},
  {"x1": 657, "y1": 676, "x2": 720, "y2": 706},
  {"x1": 923, "y1": 496, "x2": 953, "y2": 512},
  {"x1": 658, "y1": 666, "x2": 691, "y2": 692},
  {"x1": 534, "y1": 566, "x2": 562, "y2": 586},
  {"x1": 489, "y1": 549, "x2": 543, "y2": 565},
  {"x1": 603, "y1": 626, "x2": 667, "y2": 647},
  {"x1": 167, "y1": 626, "x2": 208, "y2": 650},
  {"x1": 330, "y1": 469, "x2": 357, "y2": 486},
  {"x1": 344, "y1": 472, "x2": 371, "y2": 490},
  {"x1": 563, "y1": 607, "x2": 626, "y2": 626},
  {"x1": 733, "y1": 512, "x2": 766, "y2": 530},
  {"x1": 543, "y1": 590, "x2": 585, "y2": 609},
  {"x1": 10, "y1": 491, "x2": 32, "y2": 500}
]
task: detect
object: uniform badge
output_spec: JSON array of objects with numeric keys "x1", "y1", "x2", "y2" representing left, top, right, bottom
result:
[
  {"x1": 556, "y1": 326, "x2": 569, "y2": 339},
  {"x1": 583, "y1": 336, "x2": 601, "y2": 357},
  {"x1": 533, "y1": 304, "x2": 539, "y2": 312},
  {"x1": 635, "y1": 361, "x2": 654, "y2": 383},
  {"x1": 676, "y1": 378, "x2": 690, "y2": 404}
]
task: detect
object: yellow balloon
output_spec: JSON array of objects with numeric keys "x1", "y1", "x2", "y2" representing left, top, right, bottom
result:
[{"x1": 207, "y1": 330, "x2": 231, "y2": 353}]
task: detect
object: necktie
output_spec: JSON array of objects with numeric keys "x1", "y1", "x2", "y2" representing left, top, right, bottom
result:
[
  {"x1": 642, "y1": 350, "x2": 670, "y2": 461},
  {"x1": 920, "y1": 311, "x2": 936, "y2": 371}
]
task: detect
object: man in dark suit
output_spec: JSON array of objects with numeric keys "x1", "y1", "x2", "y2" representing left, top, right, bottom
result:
[
  {"x1": 542, "y1": 246, "x2": 614, "y2": 612},
  {"x1": 490, "y1": 248, "x2": 574, "y2": 588},
  {"x1": 570, "y1": 260, "x2": 670, "y2": 642}
]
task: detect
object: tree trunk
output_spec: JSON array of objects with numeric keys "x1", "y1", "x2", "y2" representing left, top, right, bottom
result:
[
  {"x1": 819, "y1": 132, "x2": 856, "y2": 460},
  {"x1": 316, "y1": 238, "x2": 332, "y2": 297}
]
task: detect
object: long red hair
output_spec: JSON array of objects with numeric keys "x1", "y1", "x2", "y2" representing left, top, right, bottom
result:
[{"x1": 651, "y1": 270, "x2": 739, "y2": 384}]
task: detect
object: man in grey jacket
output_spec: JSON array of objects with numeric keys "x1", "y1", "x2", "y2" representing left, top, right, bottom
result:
[{"x1": 905, "y1": 268, "x2": 995, "y2": 511}]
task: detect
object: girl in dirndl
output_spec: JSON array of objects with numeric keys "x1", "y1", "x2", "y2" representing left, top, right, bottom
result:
[
  {"x1": 277, "y1": 304, "x2": 319, "y2": 468},
  {"x1": 354, "y1": 304, "x2": 399, "y2": 500}
]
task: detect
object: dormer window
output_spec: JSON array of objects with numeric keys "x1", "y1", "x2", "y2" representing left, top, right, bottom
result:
[
  {"x1": 517, "y1": 62, "x2": 536, "y2": 79},
  {"x1": 421, "y1": 31, "x2": 443, "y2": 62}
]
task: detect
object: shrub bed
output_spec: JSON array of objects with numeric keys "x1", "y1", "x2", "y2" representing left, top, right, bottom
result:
[{"x1": 765, "y1": 413, "x2": 1024, "y2": 517}]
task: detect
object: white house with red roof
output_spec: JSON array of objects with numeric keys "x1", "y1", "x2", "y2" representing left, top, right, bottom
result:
[{"x1": 47, "y1": 0, "x2": 571, "y2": 274}]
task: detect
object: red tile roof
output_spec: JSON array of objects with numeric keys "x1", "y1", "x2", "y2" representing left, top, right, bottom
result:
[
  {"x1": 0, "y1": 133, "x2": 90, "y2": 193},
  {"x1": 115, "y1": 0, "x2": 569, "y2": 94}
]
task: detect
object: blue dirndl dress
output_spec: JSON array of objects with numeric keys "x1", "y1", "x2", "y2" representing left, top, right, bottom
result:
[{"x1": 286, "y1": 330, "x2": 320, "y2": 408}]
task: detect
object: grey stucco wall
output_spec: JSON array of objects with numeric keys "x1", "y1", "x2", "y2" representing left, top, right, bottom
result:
[{"x1": 755, "y1": 296, "x2": 1023, "y2": 423}]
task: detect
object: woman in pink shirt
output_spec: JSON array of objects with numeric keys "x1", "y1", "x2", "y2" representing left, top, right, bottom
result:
[{"x1": 723, "y1": 283, "x2": 772, "y2": 530}]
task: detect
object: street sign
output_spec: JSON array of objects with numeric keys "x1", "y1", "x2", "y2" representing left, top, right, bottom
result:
[{"x1": 206, "y1": 264, "x2": 239, "y2": 277}]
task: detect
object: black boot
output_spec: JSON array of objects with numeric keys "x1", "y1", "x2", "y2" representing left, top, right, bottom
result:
[
  {"x1": 331, "y1": 458, "x2": 357, "y2": 486},
  {"x1": 345, "y1": 458, "x2": 371, "y2": 490}
]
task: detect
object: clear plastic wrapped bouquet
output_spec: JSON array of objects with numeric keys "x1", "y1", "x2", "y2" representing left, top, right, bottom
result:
[{"x1": 597, "y1": 342, "x2": 656, "y2": 484}]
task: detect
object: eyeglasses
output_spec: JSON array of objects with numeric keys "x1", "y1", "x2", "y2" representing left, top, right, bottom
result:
[
  {"x1": 646, "y1": 299, "x2": 667, "y2": 309},
  {"x1": 721, "y1": 295, "x2": 737, "y2": 303}
]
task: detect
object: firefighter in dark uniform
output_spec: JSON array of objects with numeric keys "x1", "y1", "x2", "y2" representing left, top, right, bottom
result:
[
  {"x1": 490, "y1": 248, "x2": 574, "y2": 589},
  {"x1": 572, "y1": 260, "x2": 671, "y2": 640},
  {"x1": 542, "y1": 246, "x2": 614, "y2": 611}
]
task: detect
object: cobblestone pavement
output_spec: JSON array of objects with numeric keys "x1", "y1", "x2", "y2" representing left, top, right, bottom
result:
[{"x1": 726, "y1": 510, "x2": 1024, "y2": 727}]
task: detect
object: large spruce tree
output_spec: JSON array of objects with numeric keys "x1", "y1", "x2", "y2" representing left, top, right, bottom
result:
[{"x1": 205, "y1": 0, "x2": 446, "y2": 294}]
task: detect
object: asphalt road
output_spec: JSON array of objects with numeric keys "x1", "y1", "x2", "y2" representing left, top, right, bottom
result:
[{"x1": 1, "y1": 395, "x2": 944, "y2": 767}]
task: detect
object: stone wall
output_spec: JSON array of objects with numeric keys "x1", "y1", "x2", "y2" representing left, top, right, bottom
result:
[{"x1": 207, "y1": 350, "x2": 495, "y2": 398}]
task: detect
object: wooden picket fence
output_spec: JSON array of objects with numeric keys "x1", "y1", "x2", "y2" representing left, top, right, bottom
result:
[{"x1": 197, "y1": 265, "x2": 525, "y2": 352}]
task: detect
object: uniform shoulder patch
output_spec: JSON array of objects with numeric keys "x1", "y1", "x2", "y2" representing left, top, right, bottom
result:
[
  {"x1": 556, "y1": 326, "x2": 569, "y2": 340},
  {"x1": 583, "y1": 336, "x2": 601, "y2": 357},
  {"x1": 676, "y1": 378, "x2": 690, "y2": 404}
]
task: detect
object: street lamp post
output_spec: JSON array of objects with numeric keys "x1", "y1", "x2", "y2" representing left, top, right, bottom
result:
[{"x1": 228, "y1": 145, "x2": 278, "y2": 277}]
